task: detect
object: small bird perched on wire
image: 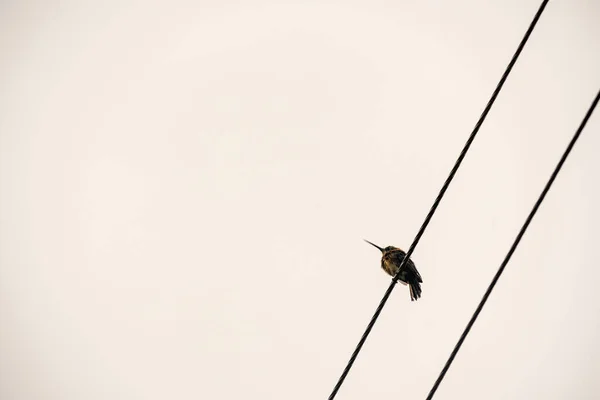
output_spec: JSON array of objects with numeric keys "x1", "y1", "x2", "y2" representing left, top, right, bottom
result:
[{"x1": 365, "y1": 240, "x2": 423, "y2": 301}]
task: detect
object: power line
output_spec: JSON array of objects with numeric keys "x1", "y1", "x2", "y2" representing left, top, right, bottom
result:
[
  {"x1": 327, "y1": 1, "x2": 550, "y2": 399},
  {"x1": 426, "y1": 89, "x2": 600, "y2": 399}
]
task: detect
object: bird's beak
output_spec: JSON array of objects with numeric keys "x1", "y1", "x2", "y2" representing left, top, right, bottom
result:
[{"x1": 364, "y1": 239, "x2": 384, "y2": 253}]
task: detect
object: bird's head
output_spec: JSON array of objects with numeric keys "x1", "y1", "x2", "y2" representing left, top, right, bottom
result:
[{"x1": 364, "y1": 240, "x2": 398, "y2": 254}]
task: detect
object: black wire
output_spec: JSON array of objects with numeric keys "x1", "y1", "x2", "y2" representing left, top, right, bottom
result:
[
  {"x1": 425, "y1": 89, "x2": 600, "y2": 399},
  {"x1": 327, "y1": 1, "x2": 550, "y2": 399}
]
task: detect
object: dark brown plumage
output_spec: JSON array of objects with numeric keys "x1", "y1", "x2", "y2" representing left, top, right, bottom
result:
[{"x1": 365, "y1": 240, "x2": 423, "y2": 301}]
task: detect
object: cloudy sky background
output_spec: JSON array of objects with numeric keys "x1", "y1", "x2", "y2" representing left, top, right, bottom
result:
[{"x1": 1, "y1": 1, "x2": 599, "y2": 399}]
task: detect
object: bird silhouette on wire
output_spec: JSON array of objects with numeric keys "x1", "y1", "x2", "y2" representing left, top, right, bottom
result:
[{"x1": 365, "y1": 240, "x2": 423, "y2": 301}]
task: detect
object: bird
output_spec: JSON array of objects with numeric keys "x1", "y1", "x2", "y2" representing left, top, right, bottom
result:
[{"x1": 364, "y1": 240, "x2": 423, "y2": 301}]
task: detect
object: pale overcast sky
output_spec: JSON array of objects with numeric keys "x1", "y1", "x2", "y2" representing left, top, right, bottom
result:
[{"x1": 1, "y1": 1, "x2": 599, "y2": 399}]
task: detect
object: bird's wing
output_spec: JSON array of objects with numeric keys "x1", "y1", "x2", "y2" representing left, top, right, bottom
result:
[{"x1": 390, "y1": 249, "x2": 423, "y2": 283}]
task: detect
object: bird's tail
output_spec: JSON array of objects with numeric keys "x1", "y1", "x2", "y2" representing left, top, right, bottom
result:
[{"x1": 409, "y1": 280, "x2": 422, "y2": 301}]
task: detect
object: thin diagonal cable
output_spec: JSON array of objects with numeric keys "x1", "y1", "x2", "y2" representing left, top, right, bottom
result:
[
  {"x1": 328, "y1": 1, "x2": 549, "y2": 399},
  {"x1": 426, "y1": 88, "x2": 600, "y2": 400}
]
